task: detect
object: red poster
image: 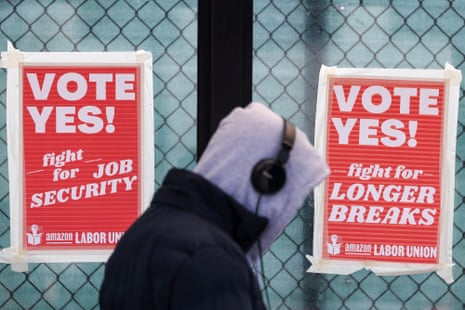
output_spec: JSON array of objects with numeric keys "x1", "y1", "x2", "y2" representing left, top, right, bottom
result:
[
  {"x1": 2, "y1": 45, "x2": 153, "y2": 270},
  {"x1": 23, "y1": 66, "x2": 141, "y2": 249},
  {"x1": 308, "y1": 65, "x2": 461, "y2": 283},
  {"x1": 324, "y1": 78, "x2": 443, "y2": 263}
]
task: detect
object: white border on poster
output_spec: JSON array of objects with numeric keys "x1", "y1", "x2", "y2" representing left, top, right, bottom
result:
[
  {"x1": 307, "y1": 64, "x2": 461, "y2": 284},
  {"x1": 0, "y1": 42, "x2": 154, "y2": 271}
]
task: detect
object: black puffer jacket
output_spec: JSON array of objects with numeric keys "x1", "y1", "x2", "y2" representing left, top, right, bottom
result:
[{"x1": 99, "y1": 169, "x2": 268, "y2": 309}]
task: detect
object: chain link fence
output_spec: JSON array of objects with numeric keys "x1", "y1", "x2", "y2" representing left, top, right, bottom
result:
[
  {"x1": 0, "y1": 1, "x2": 197, "y2": 309},
  {"x1": 254, "y1": 1, "x2": 465, "y2": 309},
  {"x1": 0, "y1": 0, "x2": 464, "y2": 309}
]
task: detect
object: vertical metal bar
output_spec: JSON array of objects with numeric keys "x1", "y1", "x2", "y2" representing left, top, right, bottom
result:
[{"x1": 197, "y1": 0, "x2": 253, "y2": 159}]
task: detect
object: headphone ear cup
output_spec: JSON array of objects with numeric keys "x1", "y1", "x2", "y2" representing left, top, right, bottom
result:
[{"x1": 251, "y1": 159, "x2": 287, "y2": 195}]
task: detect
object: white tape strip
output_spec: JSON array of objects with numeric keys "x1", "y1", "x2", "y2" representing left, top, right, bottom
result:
[{"x1": 5, "y1": 41, "x2": 23, "y2": 68}]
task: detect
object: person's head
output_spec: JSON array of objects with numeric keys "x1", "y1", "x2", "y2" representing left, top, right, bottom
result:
[{"x1": 194, "y1": 102, "x2": 329, "y2": 262}]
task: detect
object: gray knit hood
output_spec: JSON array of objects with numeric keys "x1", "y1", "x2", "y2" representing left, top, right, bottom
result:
[{"x1": 194, "y1": 102, "x2": 329, "y2": 262}]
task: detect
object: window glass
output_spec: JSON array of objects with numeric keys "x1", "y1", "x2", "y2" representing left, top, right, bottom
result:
[{"x1": 253, "y1": 1, "x2": 465, "y2": 309}]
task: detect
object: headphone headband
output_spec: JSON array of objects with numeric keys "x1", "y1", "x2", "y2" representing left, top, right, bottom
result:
[{"x1": 276, "y1": 119, "x2": 296, "y2": 164}]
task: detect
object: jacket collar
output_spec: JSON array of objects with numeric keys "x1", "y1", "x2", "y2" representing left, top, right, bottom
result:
[{"x1": 151, "y1": 169, "x2": 268, "y2": 252}]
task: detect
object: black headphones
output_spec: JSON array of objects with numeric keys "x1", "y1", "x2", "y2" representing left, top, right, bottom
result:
[{"x1": 251, "y1": 118, "x2": 296, "y2": 195}]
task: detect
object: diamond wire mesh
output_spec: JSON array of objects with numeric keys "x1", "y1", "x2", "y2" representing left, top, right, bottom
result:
[
  {"x1": 0, "y1": 0, "x2": 464, "y2": 309},
  {"x1": 0, "y1": 0, "x2": 197, "y2": 309},
  {"x1": 254, "y1": 1, "x2": 465, "y2": 309}
]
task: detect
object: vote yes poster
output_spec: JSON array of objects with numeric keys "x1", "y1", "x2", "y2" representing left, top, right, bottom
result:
[
  {"x1": 308, "y1": 64, "x2": 461, "y2": 283},
  {"x1": 0, "y1": 43, "x2": 154, "y2": 271}
]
